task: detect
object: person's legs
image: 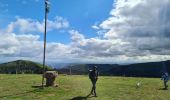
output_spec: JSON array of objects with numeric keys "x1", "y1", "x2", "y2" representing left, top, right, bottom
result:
[
  {"x1": 90, "y1": 87, "x2": 94, "y2": 95},
  {"x1": 166, "y1": 81, "x2": 168, "y2": 89},
  {"x1": 164, "y1": 80, "x2": 168, "y2": 89},
  {"x1": 90, "y1": 79, "x2": 96, "y2": 94},
  {"x1": 90, "y1": 80, "x2": 94, "y2": 94},
  {"x1": 93, "y1": 80, "x2": 97, "y2": 97}
]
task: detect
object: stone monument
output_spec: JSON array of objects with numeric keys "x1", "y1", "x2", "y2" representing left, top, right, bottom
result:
[{"x1": 44, "y1": 71, "x2": 58, "y2": 87}]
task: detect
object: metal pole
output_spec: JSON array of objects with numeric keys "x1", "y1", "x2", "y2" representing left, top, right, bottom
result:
[{"x1": 42, "y1": 0, "x2": 48, "y2": 88}]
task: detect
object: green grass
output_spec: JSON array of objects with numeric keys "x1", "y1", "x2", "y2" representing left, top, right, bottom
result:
[{"x1": 0, "y1": 74, "x2": 169, "y2": 100}]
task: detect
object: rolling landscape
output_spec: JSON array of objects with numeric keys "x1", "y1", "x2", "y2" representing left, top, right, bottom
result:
[
  {"x1": 56, "y1": 60, "x2": 170, "y2": 78},
  {"x1": 1, "y1": 0, "x2": 170, "y2": 99},
  {"x1": 0, "y1": 60, "x2": 169, "y2": 100},
  {"x1": 0, "y1": 60, "x2": 169, "y2": 78}
]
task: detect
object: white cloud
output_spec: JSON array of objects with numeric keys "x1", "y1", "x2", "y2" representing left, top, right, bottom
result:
[
  {"x1": 92, "y1": 25, "x2": 100, "y2": 30},
  {"x1": 0, "y1": 15, "x2": 71, "y2": 63},
  {"x1": 95, "y1": 0, "x2": 170, "y2": 62},
  {"x1": 0, "y1": 30, "x2": 77, "y2": 63},
  {"x1": 1, "y1": 0, "x2": 170, "y2": 64},
  {"x1": 68, "y1": 30, "x2": 129, "y2": 59},
  {"x1": 0, "y1": 32, "x2": 43, "y2": 57},
  {"x1": 69, "y1": 30, "x2": 86, "y2": 46},
  {"x1": 6, "y1": 16, "x2": 69, "y2": 33},
  {"x1": 0, "y1": 33, "x2": 20, "y2": 55},
  {"x1": 0, "y1": 28, "x2": 127, "y2": 63}
]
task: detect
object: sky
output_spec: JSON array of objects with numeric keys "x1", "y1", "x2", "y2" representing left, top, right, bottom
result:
[{"x1": 0, "y1": 0, "x2": 170, "y2": 64}]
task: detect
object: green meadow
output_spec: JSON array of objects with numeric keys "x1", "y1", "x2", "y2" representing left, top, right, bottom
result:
[{"x1": 0, "y1": 74, "x2": 169, "y2": 100}]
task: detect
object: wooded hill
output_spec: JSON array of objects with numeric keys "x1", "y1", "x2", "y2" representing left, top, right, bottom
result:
[
  {"x1": 0, "y1": 60, "x2": 52, "y2": 74},
  {"x1": 56, "y1": 60, "x2": 170, "y2": 78},
  {"x1": 1, "y1": 60, "x2": 170, "y2": 77}
]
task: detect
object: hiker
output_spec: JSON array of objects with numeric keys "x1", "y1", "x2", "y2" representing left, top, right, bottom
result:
[
  {"x1": 161, "y1": 72, "x2": 170, "y2": 90},
  {"x1": 89, "y1": 66, "x2": 99, "y2": 97}
]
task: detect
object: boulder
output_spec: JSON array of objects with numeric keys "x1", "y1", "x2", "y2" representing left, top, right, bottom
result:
[{"x1": 44, "y1": 71, "x2": 58, "y2": 87}]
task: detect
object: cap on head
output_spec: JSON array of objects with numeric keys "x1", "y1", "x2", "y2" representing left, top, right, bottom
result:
[{"x1": 93, "y1": 66, "x2": 97, "y2": 70}]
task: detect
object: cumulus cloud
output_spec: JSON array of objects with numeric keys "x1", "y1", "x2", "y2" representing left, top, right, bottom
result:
[
  {"x1": 68, "y1": 30, "x2": 129, "y2": 60},
  {"x1": 6, "y1": 16, "x2": 69, "y2": 33},
  {"x1": 0, "y1": 33, "x2": 19, "y2": 55},
  {"x1": 0, "y1": 31, "x2": 73, "y2": 61},
  {"x1": 1, "y1": 0, "x2": 170, "y2": 64},
  {"x1": 95, "y1": 0, "x2": 170, "y2": 62},
  {"x1": 0, "y1": 15, "x2": 72, "y2": 63},
  {"x1": 69, "y1": 30, "x2": 86, "y2": 46},
  {"x1": 0, "y1": 32, "x2": 42, "y2": 57},
  {"x1": 92, "y1": 25, "x2": 100, "y2": 30}
]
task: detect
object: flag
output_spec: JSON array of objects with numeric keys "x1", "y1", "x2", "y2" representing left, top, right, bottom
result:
[{"x1": 45, "y1": 0, "x2": 50, "y2": 13}]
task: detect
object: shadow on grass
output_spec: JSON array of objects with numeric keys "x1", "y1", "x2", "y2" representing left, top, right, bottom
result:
[
  {"x1": 0, "y1": 85, "x2": 44, "y2": 98},
  {"x1": 70, "y1": 94, "x2": 95, "y2": 100},
  {"x1": 158, "y1": 88, "x2": 168, "y2": 90},
  {"x1": 32, "y1": 85, "x2": 43, "y2": 89},
  {"x1": 32, "y1": 85, "x2": 59, "y2": 88}
]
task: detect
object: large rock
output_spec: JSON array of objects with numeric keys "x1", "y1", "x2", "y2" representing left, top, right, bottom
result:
[{"x1": 44, "y1": 71, "x2": 58, "y2": 87}]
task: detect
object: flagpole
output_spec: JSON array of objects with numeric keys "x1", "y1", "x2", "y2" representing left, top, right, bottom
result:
[{"x1": 42, "y1": 0, "x2": 49, "y2": 88}]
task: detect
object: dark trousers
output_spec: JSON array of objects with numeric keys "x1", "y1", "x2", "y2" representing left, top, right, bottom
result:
[
  {"x1": 164, "y1": 80, "x2": 168, "y2": 89},
  {"x1": 90, "y1": 79, "x2": 97, "y2": 95}
]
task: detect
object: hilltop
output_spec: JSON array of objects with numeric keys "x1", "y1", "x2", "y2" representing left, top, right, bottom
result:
[{"x1": 0, "y1": 60, "x2": 53, "y2": 74}]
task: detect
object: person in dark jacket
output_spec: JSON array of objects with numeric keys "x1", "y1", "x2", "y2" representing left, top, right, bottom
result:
[
  {"x1": 161, "y1": 72, "x2": 170, "y2": 90},
  {"x1": 89, "y1": 66, "x2": 99, "y2": 97}
]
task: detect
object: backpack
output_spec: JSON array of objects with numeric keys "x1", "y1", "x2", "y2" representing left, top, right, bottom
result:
[{"x1": 89, "y1": 70, "x2": 93, "y2": 79}]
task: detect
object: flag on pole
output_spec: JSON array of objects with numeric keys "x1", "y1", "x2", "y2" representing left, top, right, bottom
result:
[
  {"x1": 42, "y1": 0, "x2": 50, "y2": 88},
  {"x1": 45, "y1": 0, "x2": 50, "y2": 13}
]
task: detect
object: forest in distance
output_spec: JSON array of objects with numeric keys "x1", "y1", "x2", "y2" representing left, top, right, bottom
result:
[{"x1": 0, "y1": 60, "x2": 169, "y2": 78}]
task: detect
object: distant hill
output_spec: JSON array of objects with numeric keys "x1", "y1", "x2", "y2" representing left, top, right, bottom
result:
[
  {"x1": 0, "y1": 60, "x2": 53, "y2": 74},
  {"x1": 2, "y1": 60, "x2": 170, "y2": 77},
  {"x1": 56, "y1": 60, "x2": 170, "y2": 78}
]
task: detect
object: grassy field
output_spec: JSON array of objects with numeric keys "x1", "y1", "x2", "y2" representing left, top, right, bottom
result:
[{"x1": 0, "y1": 74, "x2": 169, "y2": 100}]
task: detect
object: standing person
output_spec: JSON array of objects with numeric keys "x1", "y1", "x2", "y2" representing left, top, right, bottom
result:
[
  {"x1": 89, "y1": 66, "x2": 99, "y2": 97},
  {"x1": 161, "y1": 72, "x2": 170, "y2": 90}
]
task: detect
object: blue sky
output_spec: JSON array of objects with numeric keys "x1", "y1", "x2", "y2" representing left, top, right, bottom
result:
[
  {"x1": 0, "y1": 0, "x2": 113, "y2": 43},
  {"x1": 0, "y1": 0, "x2": 170, "y2": 64}
]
